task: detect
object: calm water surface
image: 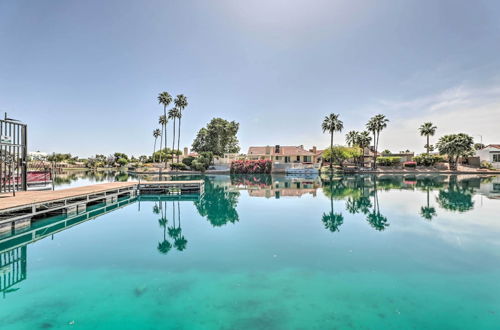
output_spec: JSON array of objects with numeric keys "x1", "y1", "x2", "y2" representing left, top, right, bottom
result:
[{"x1": 1, "y1": 172, "x2": 499, "y2": 329}]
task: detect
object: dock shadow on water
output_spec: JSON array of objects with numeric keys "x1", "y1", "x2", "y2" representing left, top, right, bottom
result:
[{"x1": 1, "y1": 173, "x2": 499, "y2": 329}]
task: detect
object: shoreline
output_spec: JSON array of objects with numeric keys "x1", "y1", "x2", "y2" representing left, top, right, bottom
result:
[{"x1": 128, "y1": 169, "x2": 500, "y2": 176}]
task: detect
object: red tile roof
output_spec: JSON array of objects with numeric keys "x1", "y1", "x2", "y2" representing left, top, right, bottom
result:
[
  {"x1": 248, "y1": 146, "x2": 315, "y2": 156},
  {"x1": 485, "y1": 144, "x2": 500, "y2": 149}
]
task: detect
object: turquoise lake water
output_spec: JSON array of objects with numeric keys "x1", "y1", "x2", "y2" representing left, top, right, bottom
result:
[{"x1": 1, "y1": 173, "x2": 499, "y2": 329}]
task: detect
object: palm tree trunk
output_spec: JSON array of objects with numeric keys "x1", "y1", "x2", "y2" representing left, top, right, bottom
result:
[
  {"x1": 171, "y1": 119, "x2": 176, "y2": 167},
  {"x1": 329, "y1": 131, "x2": 333, "y2": 170},
  {"x1": 426, "y1": 135, "x2": 430, "y2": 154},
  {"x1": 163, "y1": 105, "x2": 167, "y2": 166},
  {"x1": 372, "y1": 133, "x2": 376, "y2": 169},
  {"x1": 159, "y1": 126, "x2": 163, "y2": 163},
  {"x1": 153, "y1": 138, "x2": 157, "y2": 163},
  {"x1": 177, "y1": 114, "x2": 182, "y2": 163}
]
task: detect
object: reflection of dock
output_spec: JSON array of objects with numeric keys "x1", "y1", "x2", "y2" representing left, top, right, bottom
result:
[
  {"x1": 0, "y1": 192, "x2": 200, "y2": 298},
  {"x1": 0, "y1": 181, "x2": 204, "y2": 234},
  {"x1": 0, "y1": 246, "x2": 26, "y2": 298}
]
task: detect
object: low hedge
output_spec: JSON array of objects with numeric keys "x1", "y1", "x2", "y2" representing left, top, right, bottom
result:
[
  {"x1": 230, "y1": 160, "x2": 272, "y2": 174},
  {"x1": 376, "y1": 157, "x2": 401, "y2": 166},
  {"x1": 413, "y1": 154, "x2": 445, "y2": 167},
  {"x1": 170, "y1": 162, "x2": 188, "y2": 171}
]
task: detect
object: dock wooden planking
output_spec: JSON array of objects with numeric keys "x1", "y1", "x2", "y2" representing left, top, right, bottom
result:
[{"x1": 0, "y1": 180, "x2": 204, "y2": 232}]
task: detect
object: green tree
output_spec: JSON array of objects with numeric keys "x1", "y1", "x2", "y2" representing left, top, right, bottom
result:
[
  {"x1": 192, "y1": 118, "x2": 240, "y2": 156},
  {"x1": 174, "y1": 94, "x2": 188, "y2": 163},
  {"x1": 419, "y1": 122, "x2": 437, "y2": 154},
  {"x1": 474, "y1": 143, "x2": 485, "y2": 150},
  {"x1": 153, "y1": 129, "x2": 161, "y2": 162},
  {"x1": 366, "y1": 114, "x2": 389, "y2": 169},
  {"x1": 158, "y1": 92, "x2": 172, "y2": 164},
  {"x1": 322, "y1": 113, "x2": 344, "y2": 171},
  {"x1": 322, "y1": 146, "x2": 362, "y2": 167},
  {"x1": 436, "y1": 133, "x2": 474, "y2": 170}
]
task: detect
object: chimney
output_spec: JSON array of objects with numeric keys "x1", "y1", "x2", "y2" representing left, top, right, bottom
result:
[
  {"x1": 299, "y1": 145, "x2": 304, "y2": 150},
  {"x1": 311, "y1": 146, "x2": 317, "y2": 153},
  {"x1": 183, "y1": 147, "x2": 188, "y2": 156},
  {"x1": 275, "y1": 145, "x2": 281, "y2": 154},
  {"x1": 265, "y1": 145, "x2": 271, "y2": 155}
]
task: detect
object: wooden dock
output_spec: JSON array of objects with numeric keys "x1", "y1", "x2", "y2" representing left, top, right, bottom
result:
[{"x1": 0, "y1": 180, "x2": 204, "y2": 234}]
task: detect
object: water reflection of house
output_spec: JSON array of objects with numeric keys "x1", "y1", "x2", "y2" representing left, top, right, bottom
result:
[
  {"x1": 238, "y1": 176, "x2": 322, "y2": 199},
  {"x1": 477, "y1": 176, "x2": 500, "y2": 199},
  {"x1": 247, "y1": 145, "x2": 319, "y2": 164}
]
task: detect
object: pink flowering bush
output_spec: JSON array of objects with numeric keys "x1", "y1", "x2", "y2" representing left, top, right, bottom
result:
[{"x1": 230, "y1": 160, "x2": 272, "y2": 174}]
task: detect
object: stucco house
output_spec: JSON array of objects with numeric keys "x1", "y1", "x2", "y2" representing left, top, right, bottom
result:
[
  {"x1": 247, "y1": 145, "x2": 318, "y2": 164},
  {"x1": 475, "y1": 145, "x2": 500, "y2": 169}
]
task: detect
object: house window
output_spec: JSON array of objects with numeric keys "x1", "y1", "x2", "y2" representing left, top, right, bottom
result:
[
  {"x1": 285, "y1": 156, "x2": 290, "y2": 163},
  {"x1": 275, "y1": 156, "x2": 281, "y2": 161},
  {"x1": 493, "y1": 183, "x2": 500, "y2": 192},
  {"x1": 296, "y1": 156, "x2": 300, "y2": 162},
  {"x1": 303, "y1": 156, "x2": 311, "y2": 162},
  {"x1": 493, "y1": 154, "x2": 500, "y2": 162}
]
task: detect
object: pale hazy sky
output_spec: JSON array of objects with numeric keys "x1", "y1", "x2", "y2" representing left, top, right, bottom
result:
[{"x1": 1, "y1": 0, "x2": 499, "y2": 157}]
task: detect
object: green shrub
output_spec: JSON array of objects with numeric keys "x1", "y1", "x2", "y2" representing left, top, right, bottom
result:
[
  {"x1": 170, "y1": 162, "x2": 188, "y2": 171},
  {"x1": 480, "y1": 161, "x2": 494, "y2": 170},
  {"x1": 413, "y1": 154, "x2": 445, "y2": 166},
  {"x1": 376, "y1": 157, "x2": 401, "y2": 166},
  {"x1": 191, "y1": 160, "x2": 207, "y2": 172},
  {"x1": 182, "y1": 156, "x2": 195, "y2": 167},
  {"x1": 116, "y1": 158, "x2": 128, "y2": 166}
]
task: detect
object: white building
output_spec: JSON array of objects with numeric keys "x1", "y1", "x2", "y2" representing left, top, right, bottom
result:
[{"x1": 476, "y1": 145, "x2": 500, "y2": 169}]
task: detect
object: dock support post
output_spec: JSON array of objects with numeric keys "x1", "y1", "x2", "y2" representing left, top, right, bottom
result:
[
  {"x1": 0, "y1": 222, "x2": 12, "y2": 236},
  {"x1": 14, "y1": 217, "x2": 31, "y2": 233},
  {"x1": 106, "y1": 195, "x2": 117, "y2": 204},
  {"x1": 77, "y1": 203, "x2": 86, "y2": 213},
  {"x1": 66, "y1": 205, "x2": 78, "y2": 215}
]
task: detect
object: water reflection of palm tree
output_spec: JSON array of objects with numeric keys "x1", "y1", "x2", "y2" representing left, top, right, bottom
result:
[
  {"x1": 168, "y1": 200, "x2": 182, "y2": 239},
  {"x1": 157, "y1": 200, "x2": 172, "y2": 255},
  {"x1": 173, "y1": 200, "x2": 188, "y2": 251},
  {"x1": 158, "y1": 201, "x2": 172, "y2": 254},
  {"x1": 436, "y1": 176, "x2": 475, "y2": 213},
  {"x1": 420, "y1": 187, "x2": 437, "y2": 221},
  {"x1": 321, "y1": 176, "x2": 344, "y2": 232},
  {"x1": 366, "y1": 177, "x2": 389, "y2": 231}
]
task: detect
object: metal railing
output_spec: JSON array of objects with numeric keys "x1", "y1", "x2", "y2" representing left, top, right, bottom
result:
[{"x1": 0, "y1": 115, "x2": 27, "y2": 193}]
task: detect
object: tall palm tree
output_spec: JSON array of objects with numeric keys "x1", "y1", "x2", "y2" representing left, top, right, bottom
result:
[
  {"x1": 345, "y1": 131, "x2": 359, "y2": 147},
  {"x1": 419, "y1": 122, "x2": 437, "y2": 154},
  {"x1": 152, "y1": 129, "x2": 161, "y2": 163},
  {"x1": 322, "y1": 113, "x2": 344, "y2": 171},
  {"x1": 366, "y1": 114, "x2": 389, "y2": 169},
  {"x1": 158, "y1": 92, "x2": 172, "y2": 164},
  {"x1": 174, "y1": 94, "x2": 188, "y2": 163},
  {"x1": 168, "y1": 107, "x2": 180, "y2": 167},
  {"x1": 158, "y1": 115, "x2": 168, "y2": 163}
]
